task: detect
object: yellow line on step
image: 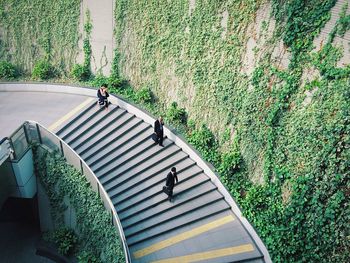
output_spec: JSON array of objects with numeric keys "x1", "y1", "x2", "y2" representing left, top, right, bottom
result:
[
  {"x1": 151, "y1": 244, "x2": 255, "y2": 263},
  {"x1": 133, "y1": 215, "x2": 235, "y2": 259},
  {"x1": 48, "y1": 97, "x2": 94, "y2": 132}
]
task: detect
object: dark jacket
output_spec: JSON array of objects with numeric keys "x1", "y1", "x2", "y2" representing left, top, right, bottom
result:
[
  {"x1": 166, "y1": 171, "x2": 178, "y2": 190},
  {"x1": 154, "y1": 119, "x2": 164, "y2": 136},
  {"x1": 97, "y1": 89, "x2": 109, "y2": 102}
]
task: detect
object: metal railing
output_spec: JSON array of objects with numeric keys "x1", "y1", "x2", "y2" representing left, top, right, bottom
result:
[
  {"x1": 10, "y1": 120, "x2": 131, "y2": 263},
  {"x1": 0, "y1": 137, "x2": 13, "y2": 165}
]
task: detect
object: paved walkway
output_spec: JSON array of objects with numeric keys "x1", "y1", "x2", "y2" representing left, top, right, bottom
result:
[{"x1": 0, "y1": 91, "x2": 92, "y2": 138}]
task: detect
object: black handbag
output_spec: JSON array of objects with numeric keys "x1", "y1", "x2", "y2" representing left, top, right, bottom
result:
[{"x1": 151, "y1": 133, "x2": 158, "y2": 142}]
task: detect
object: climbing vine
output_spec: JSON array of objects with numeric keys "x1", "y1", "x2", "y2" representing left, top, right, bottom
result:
[
  {"x1": 0, "y1": 0, "x2": 81, "y2": 75},
  {"x1": 0, "y1": 0, "x2": 349, "y2": 262},
  {"x1": 33, "y1": 147, "x2": 125, "y2": 262},
  {"x1": 113, "y1": 1, "x2": 350, "y2": 262}
]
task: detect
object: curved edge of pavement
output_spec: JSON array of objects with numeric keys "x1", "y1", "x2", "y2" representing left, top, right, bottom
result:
[{"x1": 0, "y1": 82, "x2": 272, "y2": 263}]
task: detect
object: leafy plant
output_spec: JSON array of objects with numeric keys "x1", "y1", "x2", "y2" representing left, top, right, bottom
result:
[
  {"x1": 78, "y1": 250, "x2": 101, "y2": 263},
  {"x1": 166, "y1": 102, "x2": 187, "y2": 125},
  {"x1": 0, "y1": 0, "x2": 80, "y2": 75},
  {"x1": 47, "y1": 227, "x2": 78, "y2": 256},
  {"x1": 0, "y1": 60, "x2": 18, "y2": 79},
  {"x1": 31, "y1": 60, "x2": 55, "y2": 80},
  {"x1": 71, "y1": 63, "x2": 91, "y2": 81},
  {"x1": 34, "y1": 148, "x2": 125, "y2": 263},
  {"x1": 135, "y1": 86, "x2": 153, "y2": 104}
]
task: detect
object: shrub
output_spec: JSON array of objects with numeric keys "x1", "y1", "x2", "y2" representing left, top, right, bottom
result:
[
  {"x1": 218, "y1": 137, "x2": 242, "y2": 177},
  {"x1": 89, "y1": 74, "x2": 109, "y2": 87},
  {"x1": 135, "y1": 86, "x2": 153, "y2": 104},
  {"x1": 166, "y1": 102, "x2": 187, "y2": 125},
  {"x1": 187, "y1": 124, "x2": 220, "y2": 165},
  {"x1": 32, "y1": 60, "x2": 54, "y2": 80},
  {"x1": 78, "y1": 250, "x2": 101, "y2": 263},
  {"x1": 45, "y1": 227, "x2": 78, "y2": 256},
  {"x1": 71, "y1": 64, "x2": 91, "y2": 81},
  {"x1": 0, "y1": 60, "x2": 18, "y2": 79}
]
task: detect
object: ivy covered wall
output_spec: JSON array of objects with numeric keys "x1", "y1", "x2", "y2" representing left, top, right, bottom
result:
[
  {"x1": 114, "y1": 0, "x2": 350, "y2": 262},
  {"x1": 0, "y1": 0, "x2": 81, "y2": 75},
  {"x1": 0, "y1": 0, "x2": 349, "y2": 262}
]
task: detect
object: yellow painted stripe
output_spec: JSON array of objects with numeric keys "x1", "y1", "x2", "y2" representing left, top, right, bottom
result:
[
  {"x1": 133, "y1": 215, "x2": 235, "y2": 259},
  {"x1": 48, "y1": 97, "x2": 94, "y2": 132},
  {"x1": 152, "y1": 244, "x2": 255, "y2": 263}
]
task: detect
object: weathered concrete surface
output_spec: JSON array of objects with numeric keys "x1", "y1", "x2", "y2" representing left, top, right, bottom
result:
[
  {"x1": 77, "y1": 0, "x2": 115, "y2": 76},
  {"x1": 0, "y1": 90, "x2": 89, "y2": 138}
]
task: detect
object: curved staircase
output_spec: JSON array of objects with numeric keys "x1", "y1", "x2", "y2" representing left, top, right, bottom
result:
[{"x1": 55, "y1": 102, "x2": 266, "y2": 263}]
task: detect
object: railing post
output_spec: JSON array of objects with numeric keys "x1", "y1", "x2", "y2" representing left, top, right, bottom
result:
[
  {"x1": 80, "y1": 160, "x2": 83, "y2": 174},
  {"x1": 36, "y1": 123, "x2": 42, "y2": 144},
  {"x1": 23, "y1": 123, "x2": 30, "y2": 144},
  {"x1": 8, "y1": 138, "x2": 16, "y2": 160},
  {"x1": 60, "y1": 141, "x2": 64, "y2": 156},
  {"x1": 111, "y1": 209, "x2": 114, "y2": 226}
]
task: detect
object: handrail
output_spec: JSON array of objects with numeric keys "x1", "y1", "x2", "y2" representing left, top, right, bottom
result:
[
  {"x1": 24, "y1": 120, "x2": 131, "y2": 263},
  {"x1": 0, "y1": 137, "x2": 8, "y2": 144}
]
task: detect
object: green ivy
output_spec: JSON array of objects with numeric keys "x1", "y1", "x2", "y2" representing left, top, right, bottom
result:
[
  {"x1": 71, "y1": 10, "x2": 92, "y2": 81},
  {"x1": 32, "y1": 60, "x2": 55, "y2": 80},
  {"x1": 166, "y1": 102, "x2": 187, "y2": 126},
  {"x1": 33, "y1": 147, "x2": 125, "y2": 263},
  {"x1": 0, "y1": 0, "x2": 80, "y2": 75},
  {"x1": 0, "y1": 60, "x2": 18, "y2": 79},
  {"x1": 44, "y1": 227, "x2": 78, "y2": 256}
]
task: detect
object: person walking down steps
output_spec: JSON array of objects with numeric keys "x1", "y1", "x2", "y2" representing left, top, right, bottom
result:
[
  {"x1": 153, "y1": 116, "x2": 164, "y2": 147},
  {"x1": 97, "y1": 84, "x2": 110, "y2": 111},
  {"x1": 163, "y1": 167, "x2": 178, "y2": 202}
]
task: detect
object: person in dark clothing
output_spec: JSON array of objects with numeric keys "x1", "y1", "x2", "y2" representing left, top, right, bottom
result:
[
  {"x1": 154, "y1": 117, "x2": 164, "y2": 146},
  {"x1": 97, "y1": 84, "x2": 109, "y2": 111},
  {"x1": 163, "y1": 167, "x2": 178, "y2": 202}
]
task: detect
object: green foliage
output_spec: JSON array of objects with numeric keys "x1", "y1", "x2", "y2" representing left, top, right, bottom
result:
[
  {"x1": 0, "y1": 60, "x2": 18, "y2": 79},
  {"x1": 0, "y1": 0, "x2": 80, "y2": 75},
  {"x1": 71, "y1": 64, "x2": 91, "y2": 82},
  {"x1": 187, "y1": 124, "x2": 220, "y2": 165},
  {"x1": 33, "y1": 148, "x2": 125, "y2": 263},
  {"x1": 166, "y1": 102, "x2": 187, "y2": 125},
  {"x1": 135, "y1": 86, "x2": 154, "y2": 104},
  {"x1": 46, "y1": 227, "x2": 78, "y2": 256},
  {"x1": 111, "y1": 2, "x2": 349, "y2": 260},
  {"x1": 83, "y1": 10, "x2": 92, "y2": 70},
  {"x1": 78, "y1": 250, "x2": 101, "y2": 263},
  {"x1": 218, "y1": 136, "x2": 242, "y2": 178},
  {"x1": 71, "y1": 10, "x2": 93, "y2": 82},
  {"x1": 32, "y1": 60, "x2": 55, "y2": 80},
  {"x1": 329, "y1": 3, "x2": 350, "y2": 40}
]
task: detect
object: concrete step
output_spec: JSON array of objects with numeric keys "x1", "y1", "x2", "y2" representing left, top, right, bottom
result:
[
  {"x1": 65, "y1": 106, "x2": 119, "y2": 145},
  {"x1": 61, "y1": 105, "x2": 111, "y2": 141},
  {"x1": 125, "y1": 197, "x2": 228, "y2": 238},
  {"x1": 105, "y1": 151, "x2": 190, "y2": 196},
  {"x1": 94, "y1": 136, "x2": 169, "y2": 178},
  {"x1": 126, "y1": 199, "x2": 230, "y2": 246},
  {"x1": 122, "y1": 189, "x2": 224, "y2": 229},
  {"x1": 119, "y1": 180, "x2": 217, "y2": 221},
  {"x1": 55, "y1": 101, "x2": 96, "y2": 137},
  {"x1": 77, "y1": 112, "x2": 134, "y2": 157},
  {"x1": 100, "y1": 142, "x2": 181, "y2": 187},
  {"x1": 111, "y1": 163, "x2": 202, "y2": 205},
  {"x1": 68, "y1": 107, "x2": 125, "y2": 149},
  {"x1": 86, "y1": 118, "x2": 150, "y2": 167},
  {"x1": 91, "y1": 127, "x2": 156, "y2": 172},
  {"x1": 116, "y1": 172, "x2": 210, "y2": 213}
]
